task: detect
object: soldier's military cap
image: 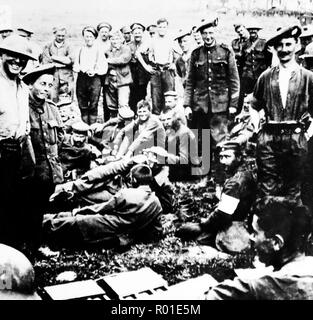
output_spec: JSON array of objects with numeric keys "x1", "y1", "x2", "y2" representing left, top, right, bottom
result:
[
  {"x1": 174, "y1": 28, "x2": 191, "y2": 41},
  {"x1": 0, "y1": 26, "x2": 13, "y2": 33},
  {"x1": 22, "y1": 63, "x2": 56, "y2": 85},
  {"x1": 17, "y1": 27, "x2": 34, "y2": 36},
  {"x1": 72, "y1": 121, "x2": 90, "y2": 135},
  {"x1": 147, "y1": 24, "x2": 157, "y2": 31},
  {"x1": 267, "y1": 25, "x2": 302, "y2": 47},
  {"x1": 164, "y1": 90, "x2": 178, "y2": 98},
  {"x1": 0, "y1": 34, "x2": 37, "y2": 61},
  {"x1": 120, "y1": 25, "x2": 131, "y2": 33},
  {"x1": 118, "y1": 106, "x2": 135, "y2": 120},
  {"x1": 82, "y1": 26, "x2": 98, "y2": 38},
  {"x1": 96, "y1": 22, "x2": 112, "y2": 32},
  {"x1": 130, "y1": 23, "x2": 145, "y2": 32},
  {"x1": 233, "y1": 23, "x2": 245, "y2": 31},
  {"x1": 196, "y1": 17, "x2": 218, "y2": 33},
  {"x1": 217, "y1": 140, "x2": 241, "y2": 153},
  {"x1": 300, "y1": 25, "x2": 313, "y2": 38}
]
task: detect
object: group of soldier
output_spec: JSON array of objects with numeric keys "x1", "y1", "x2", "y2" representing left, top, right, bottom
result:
[{"x1": 1, "y1": 12, "x2": 313, "y2": 299}]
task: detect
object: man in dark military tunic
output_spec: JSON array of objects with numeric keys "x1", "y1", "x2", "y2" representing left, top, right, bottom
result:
[
  {"x1": 240, "y1": 22, "x2": 271, "y2": 104},
  {"x1": 22, "y1": 64, "x2": 65, "y2": 253}
]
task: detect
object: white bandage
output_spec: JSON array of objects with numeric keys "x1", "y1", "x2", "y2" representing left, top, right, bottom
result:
[{"x1": 217, "y1": 193, "x2": 240, "y2": 215}]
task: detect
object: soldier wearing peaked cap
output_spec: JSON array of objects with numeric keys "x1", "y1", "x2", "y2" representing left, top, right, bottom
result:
[
  {"x1": 175, "y1": 28, "x2": 192, "y2": 89},
  {"x1": 184, "y1": 17, "x2": 240, "y2": 179},
  {"x1": 239, "y1": 20, "x2": 271, "y2": 109},
  {"x1": 120, "y1": 25, "x2": 132, "y2": 44},
  {"x1": 41, "y1": 25, "x2": 75, "y2": 103},
  {"x1": 251, "y1": 24, "x2": 313, "y2": 207},
  {"x1": 0, "y1": 34, "x2": 38, "y2": 252}
]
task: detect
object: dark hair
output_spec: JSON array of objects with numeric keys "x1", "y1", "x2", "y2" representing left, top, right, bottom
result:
[
  {"x1": 137, "y1": 99, "x2": 152, "y2": 112},
  {"x1": 157, "y1": 18, "x2": 169, "y2": 26},
  {"x1": 255, "y1": 197, "x2": 312, "y2": 254},
  {"x1": 130, "y1": 164, "x2": 153, "y2": 185}
]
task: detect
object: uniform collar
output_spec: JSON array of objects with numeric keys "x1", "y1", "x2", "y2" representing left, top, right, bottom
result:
[{"x1": 29, "y1": 93, "x2": 45, "y2": 113}]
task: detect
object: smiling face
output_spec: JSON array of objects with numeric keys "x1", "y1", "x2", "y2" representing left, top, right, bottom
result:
[
  {"x1": 110, "y1": 34, "x2": 122, "y2": 48},
  {"x1": 30, "y1": 74, "x2": 54, "y2": 101},
  {"x1": 1, "y1": 52, "x2": 28, "y2": 79},
  {"x1": 132, "y1": 28, "x2": 143, "y2": 43},
  {"x1": 275, "y1": 37, "x2": 297, "y2": 64},
  {"x1": 54, "y1": 30, "x2": 66, "y2": 44},
  {"x1": 83, "y1": 31, "x2": 96, "y2": 47},
  {"x1": 99, "y1": 27, "x2": 110, "y2": 42},
  {"x1": 137, "y1": 106, "x2": 151, "y2": 123},
  {"x1": 201, "y1": 26, "x2": 215, "y2": 46},
  {"x1": 178, "y1": 35, "x2": 191, "y2": 53},
  {"x1": 157, "y1": 22, "x2": 168, "y2": 37}
]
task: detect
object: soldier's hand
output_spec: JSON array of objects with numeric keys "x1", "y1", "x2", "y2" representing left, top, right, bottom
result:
[
  {"x1": 145, "y1": 65, "x2": 157, "y2": 75},
  {"x1": 184, "y1": 107, "x2": 192, "y2": 120}
]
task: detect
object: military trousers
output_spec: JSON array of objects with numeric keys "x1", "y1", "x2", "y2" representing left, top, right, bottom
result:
[
  {"x1": 76, "y1": 72, "x2": 101, "y2": 125},
  {"x1": 256, "y1": 124, "x2": 308, "y2": 203}
]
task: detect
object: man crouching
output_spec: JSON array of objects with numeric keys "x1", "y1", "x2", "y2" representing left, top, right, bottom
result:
[{"x1": 42, "y1": 164, "x2": 163, "y2": 249}]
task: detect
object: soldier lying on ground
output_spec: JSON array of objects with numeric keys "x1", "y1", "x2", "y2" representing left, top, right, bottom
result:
[
  {"x1": 205, "y1": 197, "x2": 313, "y2": 299},
  {"x1": 43, "y1": 164, "x2": 163, "y2": 249},
  {"x1": 50, "y1": 150, "x2": 174, "y2": 214},
  {"x1": 176, "y1": 140, "x2": 256, "y2": 252}
]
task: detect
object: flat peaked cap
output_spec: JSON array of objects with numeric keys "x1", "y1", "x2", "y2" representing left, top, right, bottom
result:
[
  {"x1": 300, "y1": 25, "x2": 313, "y2": 38},
  {"x1": 118, "y1": 106, "x2": 134, "y2": 120},
  {"x1": 96, "y1": 22, "x2": 112, "y2": 32},
  {"x1": 0, "y1": 34, "x2": 37, "y2": 61},
  {"x1": 72, "y1": 121, "x2": 90, "y2": 134},
  {"x1": 17, "y1": 27, "x2": 33, "y2": 35},
  {"x1": 82, "y1": 26, "x2": 98, "y2": 38},
  {"x1": 196, "y1": 17, "x2": 218, "y2": 33},
  {"x1": 147, "y1": 24, "x2": 157, "y2": 31},
  {"x1": 130, "y1": 23, "x2": 145, "y2": 32},
  {"x1": 120, "y1": 25, "x2": 131, "y2": 33},
  {"x1": 174, "y1": 28, "x2": 191, "y2": 41},
  {"x1": 217, "y1": 140, "x2": 241, "y2": 153},
  {"x1": 164, "y1": 90, "x2": 178, "y2": 97},
  {"x1": 267, "y1": 25, "x2": 302, "y2": 47},
  {"x1": 22, "y1": 64, "x2": 56, "y2": 85}
]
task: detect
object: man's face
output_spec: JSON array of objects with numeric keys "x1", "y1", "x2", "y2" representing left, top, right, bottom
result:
[
  {"x1": 164, "y1": 96, "x2": 176, "y2": 109},
  {"x1": 122, "y1": 29, "x2": 132, "y2": 43},
  {"x1": 2, "y1": 52, "x2": 28, "y2": 79},
  {"x1": 201, "y1": 26, "x2": 215, "y2": 46},
  {"x1": 30, "y1": 74, "x2": 54, "y2": 101},
  {"x1": 248, "y1": 28, "x2": 259, "y2": 40},
  {"x1": 83, "y1": 31, "x2": 96, "y2": 47},
  {"x1": 59, "y1": 106, "x2": 70, "y2": 122},
  {"x1": 236, "y1": 26, "x2": 249, "y2": 39},
  {"x1": 132, "y1": 28, "x2": 143, "y2": 43},
  {"x1": 160, "y1": 111, "x2": 173, "y2": 130},
  {"x1": 250, "y1": 215, "x2": 277, "y2": 266},
  {"x1": 178, "y1": 35, "x2": 191, "y2": 53},
  {"x1": 137, "y1": 106, "x2": 151, "y2": 123},
  {"x1": 157, "y1": 22, "x2": 168, "y2": 37},
  {"x1": 149, "y1": 27, "x2": 156, "y2": 38},
  {"x1": 55, "y1": 30, "x2": 66, "y2": 43},
  {"x1": 219, "y1": 149, "x2": 239, "y2": 173},
  {"x1": 72, "y1": 132, "x2": 87, "y2": 147},
  {"x1": 99, "y1": 27, "x2": 110, "y2": 41},
  {"x1": 193, "y1": 31, "x2": 204, "y2": 46},
  {"x1": 275, "y1": 37, "x2": 297, "y2": 64},
  {"x1": 110, "y1": 35, "x2": 122, "y2": 48}
]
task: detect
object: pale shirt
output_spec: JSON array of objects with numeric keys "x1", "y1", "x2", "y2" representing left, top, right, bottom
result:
[
  {"x1": 0, "y1": 65, "x2": 30, "y2": 140},
  {"x1": 97, "y1": 39, "x2": 111, "y2": 56},
  {"x1": 73, "y1": 43, "x2": 108, "y2": 76},
  {"x1": 148, "y1": 36, "x2": 175, "y2": 65},
  {"x1": 278, "y1": 62, "x2": 298, "y2": 109}
]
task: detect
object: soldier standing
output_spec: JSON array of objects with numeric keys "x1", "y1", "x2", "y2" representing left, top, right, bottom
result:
[
  {"x1": 184, "y1": 17, "x2": 240, "y2": 179},
  {"x1": 252, "y1": 25, "x2": 313, "y2": 205}
]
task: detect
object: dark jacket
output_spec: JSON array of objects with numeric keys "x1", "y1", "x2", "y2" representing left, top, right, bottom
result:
[
  {"x1": 242, "y1": 37, "x2": 271, "y2": 83},
  {"x1": 184, "y1": 42, "x2": 240, "y2": 114},
  {"x1": 29, "y1": 96, "x2": 64, "y2": 184},
  {"x1": 106, "y1": 44, "x2": 132, "y2": 87},
  {"x1": 252, "y1": 64, "x2": 313, "y2": 121}
]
